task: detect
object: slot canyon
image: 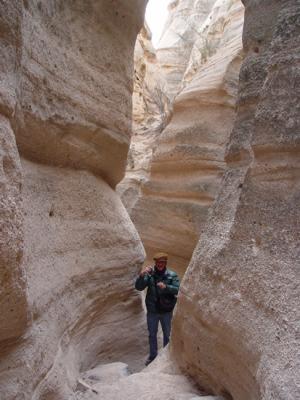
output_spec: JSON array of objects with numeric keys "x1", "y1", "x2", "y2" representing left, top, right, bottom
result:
[{"x1": 0, "y1": 1, "x2": 299, "y2": 400}]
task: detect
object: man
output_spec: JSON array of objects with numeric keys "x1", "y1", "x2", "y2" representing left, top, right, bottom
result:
[{"x1": 135, "y1": 252, "x2": 180, "y2": 365}]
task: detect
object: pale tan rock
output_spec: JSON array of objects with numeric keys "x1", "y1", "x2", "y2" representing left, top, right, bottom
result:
[
  {"x1": 0, "y1": 117, "x2": 28, "y2": 343},
  {"x1": 0, "y1": 1, "x2": 28, "y2": 344},
  {"x1": 157, "y1": 0, "x2": 217, "y2": 99},
  {"x1": 125, "y1": 0, "x2": 244, "y2": 274},
  {"x1": 172, "y1": 1, "x2": 300, "y2": 399},
  {"x1": 180, "y1": 0, "x2": 244, "y2": 107},
  {"x1": 70, "y1": 350, "x2": 222, "y2": 400},
  {"x1": 1, "y1": 1, "x2": 298, "y2": 399},
  {"x1": 0, "y1": 160, "x2": 146, "y2": 400},
  {"x1": 81, "y1": 362, "x2": 130, "y2": 386},
  {"x1": 0, "y1": 1, "x2": 148, "y2": 399},
  {"x1": 132, "y1": 25, "x2": 168, "y2": 134},
  {"x1": 13, "y1": 0, "x2": 146, "y2": 187},
  {"x1": 117, "y1": 24, "x2": 171, "y2": 213}
]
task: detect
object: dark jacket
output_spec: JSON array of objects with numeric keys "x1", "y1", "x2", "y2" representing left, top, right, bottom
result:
[{"x1": 135, "y1": 268, "x2": 180, "y2": 313}]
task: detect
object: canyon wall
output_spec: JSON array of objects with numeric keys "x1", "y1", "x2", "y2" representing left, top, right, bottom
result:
[
  {"x1": 172, "y1": 0, "x2": 300, "y2": 399},
  {"x1": 0, "y1": 1, "x2": 28, "y2": 346},
  {"x1": 0, "y1": 1, "x2": 147, "y2": 399},
  {"x1": 1, "y1": 1, "x2": 299, "y2": 399},
  {"x1": 117, "y1": 25, "x2": 171, "y2": 214},
  {"x1": 157, "y1": 0, "x2": 216, "y2": 99},
  {"x1": 121, "y1": 0, "x2": 244, "y2": 274}
]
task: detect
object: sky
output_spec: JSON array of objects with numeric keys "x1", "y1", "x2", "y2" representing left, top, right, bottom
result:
[{"x1": 145, "y1": 0, "x2": 172, "y2": 47}]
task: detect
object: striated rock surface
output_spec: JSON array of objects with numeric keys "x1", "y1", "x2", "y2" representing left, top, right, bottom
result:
[
  {"x1": 117, "y1": 25, "x2": 171, "y2": 213},
  {"x1": 124, "y1": 0, "x2": 244, "y2": 274},
  {"x1": 13, "y1": 0, "x2": 146, "y2": 187},
  {"x1": 0, "y1": 1, "x2": 147, "y2": 399},
  {"x1": 1, "y1": 1, "x2": 299, "y2": 399},
  {"x1": 6, "y1": 159, "x2": 145, "y2": 399},
  {"x1": 157, "y1": 0, "x2": 216, "y2": 99},
  {"x1": 0, "y1": 118, "x2": 28, "y2": 344},
  {"x1": 172, "y1": 1, "x2": 300, "y2": 399},
  {"x1": 0, "y1": 0, "x2": 28, "y2": 347}
]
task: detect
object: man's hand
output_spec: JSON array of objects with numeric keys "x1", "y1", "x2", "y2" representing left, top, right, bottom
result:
[
  {"x1": 157, "y1": 282, "x2": 166, "y2": 289},
  {"x1": 140, "y1": 266, "x2": 152, "y2": 277}
]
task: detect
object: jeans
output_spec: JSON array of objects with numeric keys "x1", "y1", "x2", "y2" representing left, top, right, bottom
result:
[{"x1": 147, "y1": 311, "x2": 173, "y2": 360}]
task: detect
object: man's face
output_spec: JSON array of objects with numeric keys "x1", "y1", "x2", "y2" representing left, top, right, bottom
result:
[{"x1": 155, "y1": 258, "x2": 167, "y2": 271}]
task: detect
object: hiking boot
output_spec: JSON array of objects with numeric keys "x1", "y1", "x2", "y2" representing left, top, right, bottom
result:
[{"x1": 145, "y1": 356, "x2": 156, "y2": 366}]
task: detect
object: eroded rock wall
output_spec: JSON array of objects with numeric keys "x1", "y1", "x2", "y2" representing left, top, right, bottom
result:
[
  {"x1": 13, "y1": 160, "x2": 145, "y2": 399},
  {"x1": 0, "y1": 0, "x2": 28, "y2": 349},
  {"x1": 157, "y1": 0, "x2": 216, "y2": 99},
  {"x1": 124, "y1": 0, "x2": 244, "y2": 274},
  {"x1": 117, "y1": 25, "x2": 171, "y2": 213},
  {"x1": 0, "y1": 1, "x2": 147, "y2": 399},
  {"x1": 172, "y1": 1, "x2": 300, "y2": 399},
  {"x1": 14, "y1": 0, "x2": 145, "y2": 187}
]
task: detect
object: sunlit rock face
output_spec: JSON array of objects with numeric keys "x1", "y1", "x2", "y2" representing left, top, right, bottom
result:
[
  {"x1": 172, "y1": 1, "x2": 300, "y2": 399},
  {"x1": 124, "y1": 0, "x2": 244, "y2": 274},
  {"x1": 0, "y1": 1, "x2": 147, "y2": 399},
  {"x1": 14, "y1": 0, "x2": 145, "y2": 187},
  {"x1": 157, "y1": 0, "x2": 216, "y2": 99}
]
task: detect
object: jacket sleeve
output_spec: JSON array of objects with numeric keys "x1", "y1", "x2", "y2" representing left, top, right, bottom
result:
[
  {"x1": 135, "y1": 274, "x2": 150, "y2": 291},
  {"x1": 164, "y1": 273, "x2": 180, "y2": 295}
]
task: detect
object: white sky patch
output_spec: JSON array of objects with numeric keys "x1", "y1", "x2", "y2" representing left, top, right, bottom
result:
[{"x1": 145, "y1": 0, "x2": 172, "y2": 48}]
